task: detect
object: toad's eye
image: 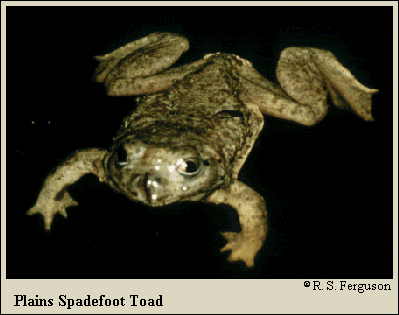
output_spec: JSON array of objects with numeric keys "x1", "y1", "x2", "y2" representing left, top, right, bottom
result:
[
  {"x1": 115, "y1": 146, "x2": 128, "y2": 166},
  {"x1": 177, "y1": 158, "x2": 202, "y2": 176}
]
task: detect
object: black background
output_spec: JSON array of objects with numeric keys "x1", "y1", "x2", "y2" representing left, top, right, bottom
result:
[{"x1": 6, "y1": 6, "x2": 393, "y2": 278}]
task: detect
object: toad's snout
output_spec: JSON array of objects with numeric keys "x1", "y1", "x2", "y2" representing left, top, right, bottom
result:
[{"x1": 129, "y1": 172, "x2": 164, "y2": 204}]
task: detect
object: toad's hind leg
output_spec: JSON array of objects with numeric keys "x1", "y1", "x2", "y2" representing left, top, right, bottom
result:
[
  {"x1": 240, "y1": 47, "x2": 378, "y2": 125},
  {"x1": 94, "y1": 32, "x2": 205, "y2": 96}
]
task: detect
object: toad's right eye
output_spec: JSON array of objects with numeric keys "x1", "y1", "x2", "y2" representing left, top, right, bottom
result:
[
  {"x1": 176, "y1": 158, "x2": 202, "y2": 176},
  {"x1": 115, "y1": 146, "x2": 128, "y2": 166}
]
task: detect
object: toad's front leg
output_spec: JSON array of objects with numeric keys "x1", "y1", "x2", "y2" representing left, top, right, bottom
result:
[
  {"x1": 206, "y1": 181, "x2": 267, "y2": 268},
  {"x1": 27, "y1": 148, "x2": 108, "y2": 230}
]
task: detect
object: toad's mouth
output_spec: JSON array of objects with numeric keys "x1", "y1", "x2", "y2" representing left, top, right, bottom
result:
[{"x1": 132, "y1": 173, "x2": 166, "y2": 206}]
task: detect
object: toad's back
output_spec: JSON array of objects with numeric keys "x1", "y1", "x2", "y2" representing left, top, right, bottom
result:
[{"x1": 115, "y1": 54, "x2": 263, "y2": 179}]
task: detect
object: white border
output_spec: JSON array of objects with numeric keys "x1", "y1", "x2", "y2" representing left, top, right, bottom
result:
[{"x1": 2, "y1": 1, "x2": 398, "y2": 314}]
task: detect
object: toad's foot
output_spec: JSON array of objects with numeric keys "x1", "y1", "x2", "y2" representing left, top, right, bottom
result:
[
  {"x1": 27, "y1": 148, "x2": 107, "y2": 230},
  {"x1": 207, "y1": 181, "x2": 267, "y2": 268},
  {"x1": 333, "y1": 82, "x2": 378, "y2": 121},
  {"x1": 27, "y1": 191, "x2": 78, "y2": 230},
  {"x1": 308, "y1": 49, "x2": 379, "y2": 121},
  {"x1": 221, "y1": 231, "x2": 263, "y2": 268}
]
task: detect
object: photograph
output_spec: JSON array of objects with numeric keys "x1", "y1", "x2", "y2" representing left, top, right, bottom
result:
[{"x1": 6, "y1": 4, "x2": 393, "y2": 279}]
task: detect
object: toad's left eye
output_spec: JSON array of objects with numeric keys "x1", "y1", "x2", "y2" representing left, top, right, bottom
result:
[{"x1": 177, "y1": 158, "x2": 202, "y2": 176}]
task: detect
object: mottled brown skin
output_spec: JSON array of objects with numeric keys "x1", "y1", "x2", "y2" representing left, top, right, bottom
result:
[{"x1": 28, "y1": 33, "x2": 378, "y2": 268}]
